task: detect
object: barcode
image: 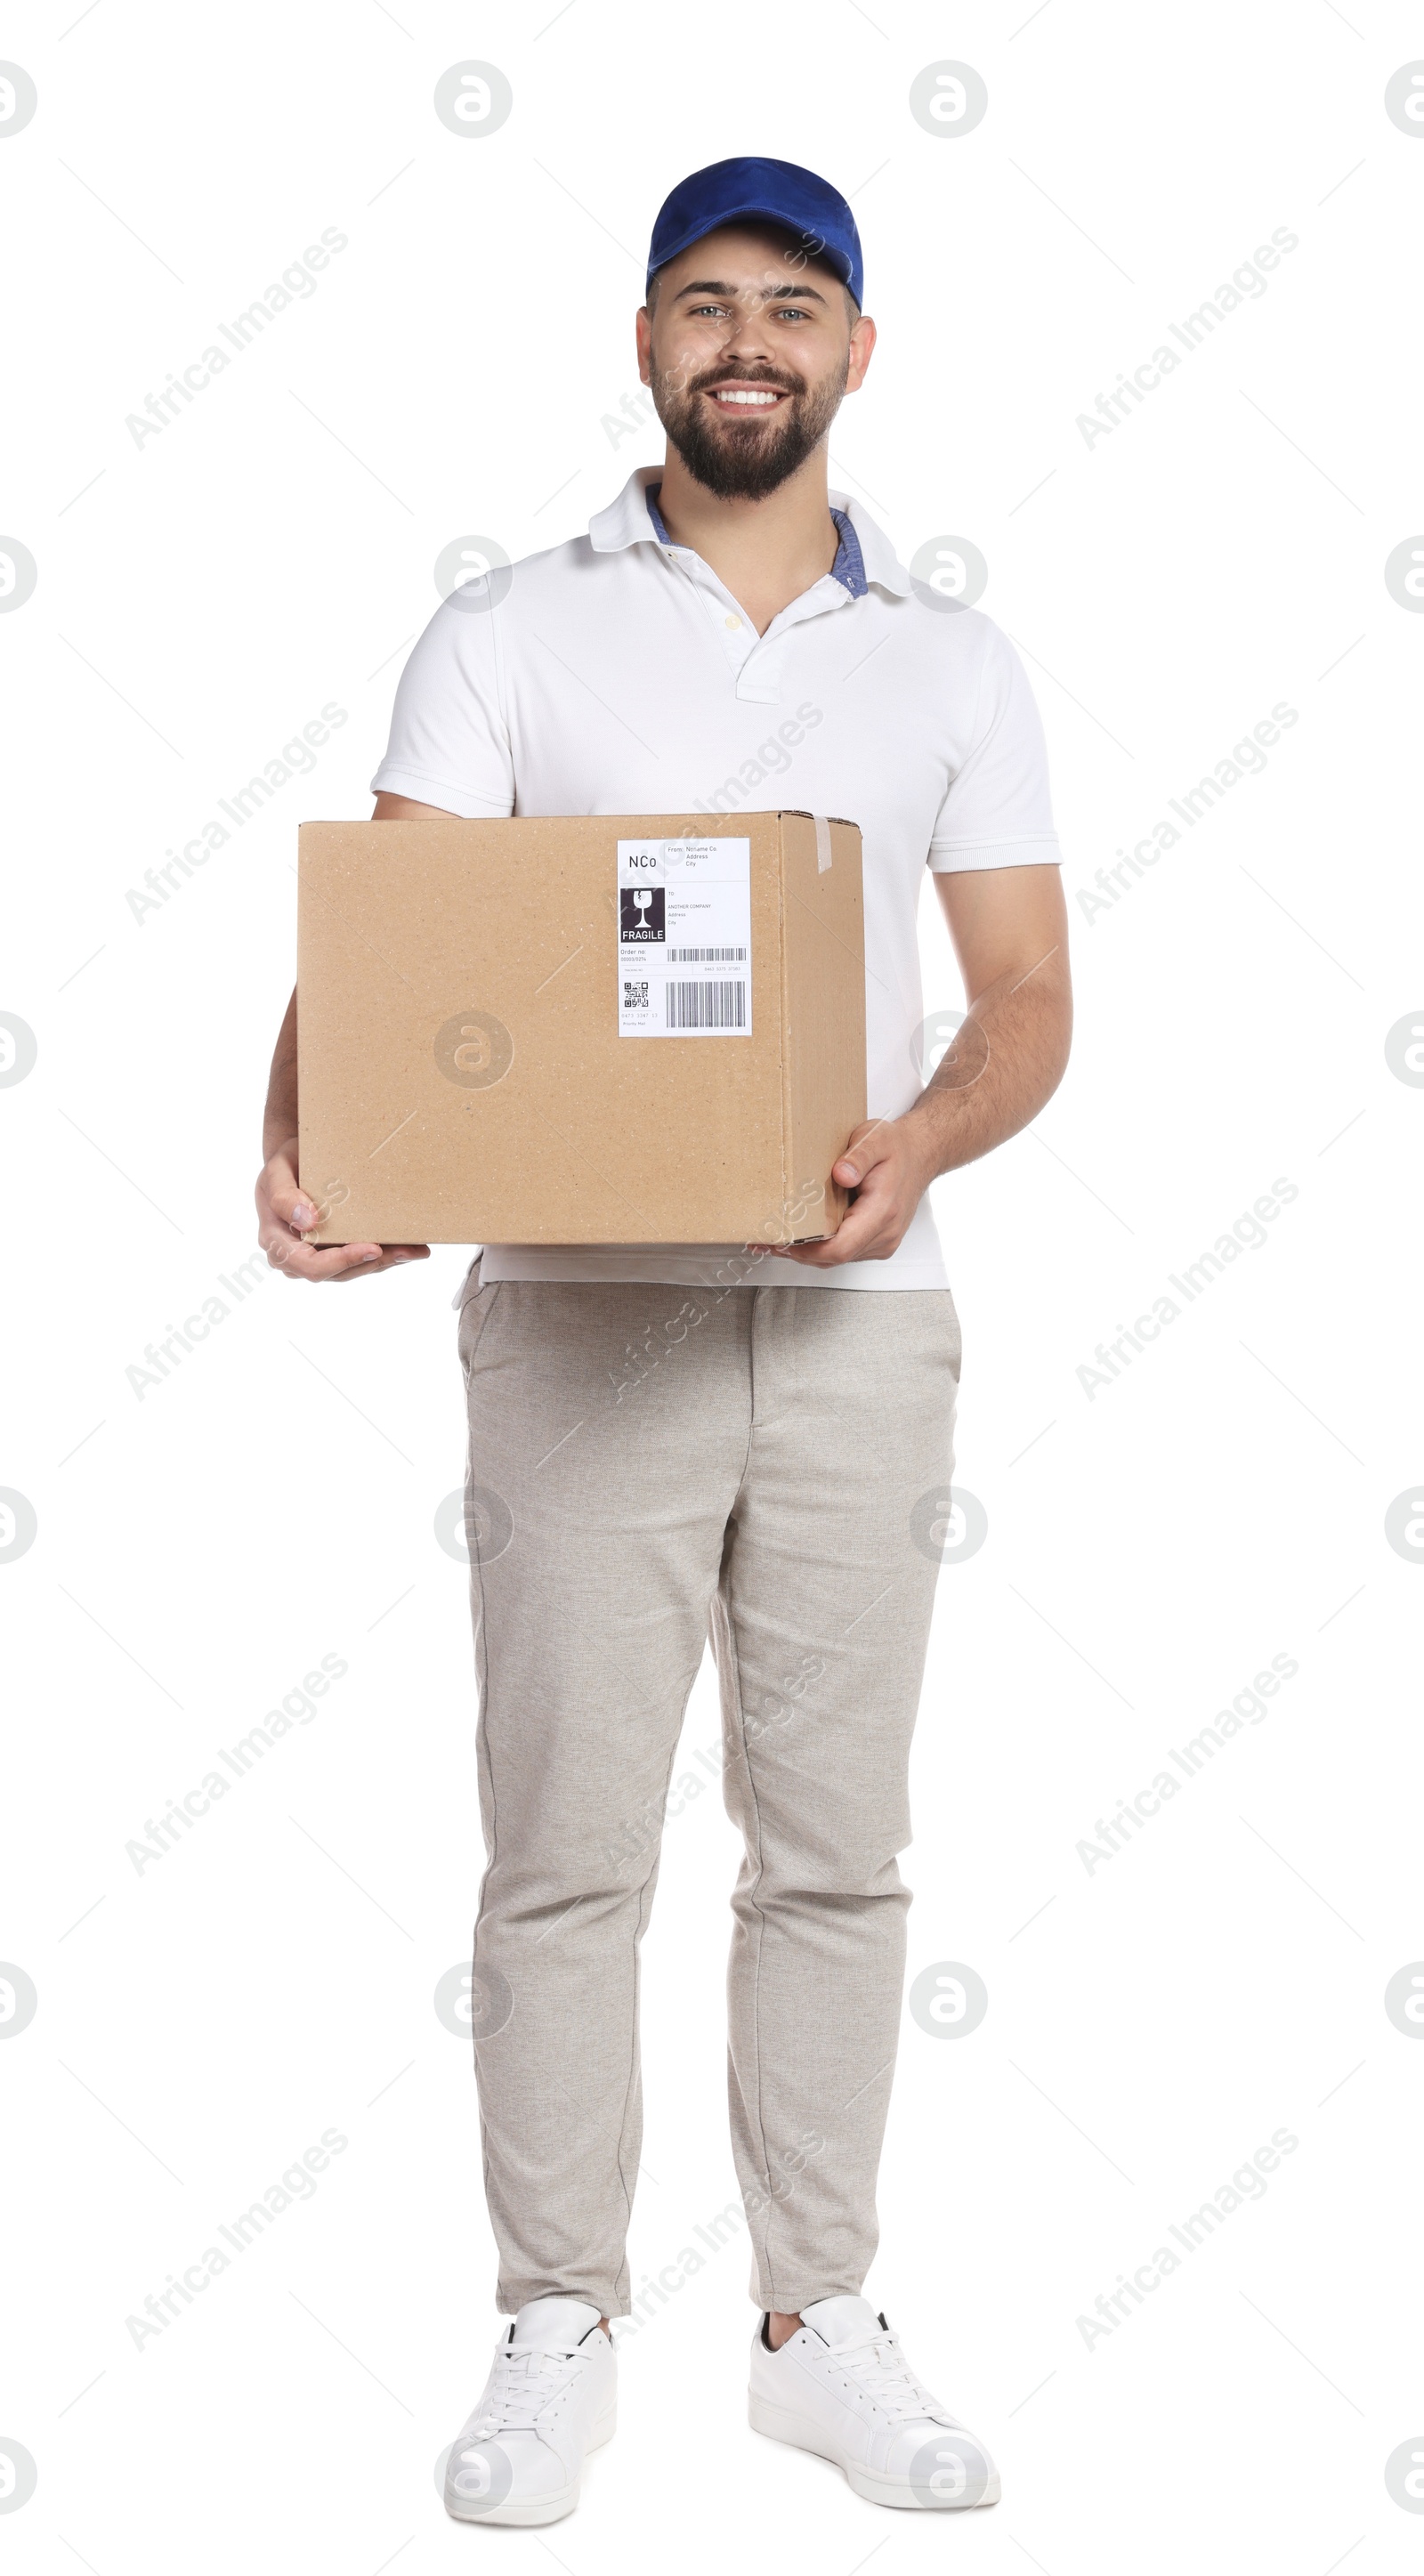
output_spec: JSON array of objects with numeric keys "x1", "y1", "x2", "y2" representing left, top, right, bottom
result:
[
  {"x1": 668, "y1": 945, "x2": 747, "y2": 962},
  {"x1": 666, "y1": 979, "x2": 747, "y2": 1030}
]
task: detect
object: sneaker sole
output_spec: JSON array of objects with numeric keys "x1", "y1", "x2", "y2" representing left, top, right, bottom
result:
[
  {"x1": 748, "y1": 2394, "x2": 1000, "y2": 2510},
  {"x1": 443, "y1": 2406, "x2": 617, "y2": 2526}
]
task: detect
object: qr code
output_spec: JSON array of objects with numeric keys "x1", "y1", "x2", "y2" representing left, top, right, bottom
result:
[{"x1": 623, "y1": 980, "x2": 650, "y2": 1004}]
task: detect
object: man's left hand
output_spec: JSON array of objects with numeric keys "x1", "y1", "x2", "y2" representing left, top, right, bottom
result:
[{"x1": 756, "y1": 1114, "x2": 935, "y2": 1268}]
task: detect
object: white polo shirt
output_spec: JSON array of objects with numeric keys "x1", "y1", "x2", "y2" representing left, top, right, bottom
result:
[{"x1": 371, "y1": 466, "x2": 1061, "y2": 1290}]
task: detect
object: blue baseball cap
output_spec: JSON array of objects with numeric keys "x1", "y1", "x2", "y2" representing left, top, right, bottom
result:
[{"x1": 646, "y1": 157, "x2": 863, "y2": 310}]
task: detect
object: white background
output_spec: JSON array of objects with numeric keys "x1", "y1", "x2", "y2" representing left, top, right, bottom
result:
[{"x1": 4, "y1": 2, "x2": 1422, "y2": 2568}]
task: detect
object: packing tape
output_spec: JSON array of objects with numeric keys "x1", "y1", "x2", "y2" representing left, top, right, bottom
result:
[{"x1": 813, "y1": 814, "x2": 833, "y2": 872}]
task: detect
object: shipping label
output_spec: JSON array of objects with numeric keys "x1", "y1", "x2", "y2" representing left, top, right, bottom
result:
[{"x1": 617, "y1": 837, "x2": 751, "y2": 1037}]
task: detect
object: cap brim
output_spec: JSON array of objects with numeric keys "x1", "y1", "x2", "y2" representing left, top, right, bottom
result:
[{"x1": 649, "y1": 205, "x2": 857, "y2": 299}]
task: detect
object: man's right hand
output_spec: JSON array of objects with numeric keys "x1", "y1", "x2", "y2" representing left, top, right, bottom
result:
[{"x1": 255, "y1": 1136, "x2": 430, "y2": 1284}]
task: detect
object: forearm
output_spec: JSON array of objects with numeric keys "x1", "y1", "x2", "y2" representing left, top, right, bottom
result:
[
  {"x1": 263, "y1": 985, "x2": 299, "y2": 1162},
  {"x1": 902, "y1": 954, "x2": 1072, "y2": 1182}
]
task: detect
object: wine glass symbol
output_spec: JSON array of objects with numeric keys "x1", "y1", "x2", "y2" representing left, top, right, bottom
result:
[{"x1": 631, "y1": 888, "x2": 652, "y2": 928}]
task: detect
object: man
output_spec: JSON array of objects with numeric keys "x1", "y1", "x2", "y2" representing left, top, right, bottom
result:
[{"x1": 256, "y1": 156, "x2": 1071, "y2": 2526}]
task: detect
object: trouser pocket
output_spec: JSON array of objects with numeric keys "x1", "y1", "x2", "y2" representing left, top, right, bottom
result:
[{"x1": 457, "y1": 1266, "x2": 501, "y2": 1380}]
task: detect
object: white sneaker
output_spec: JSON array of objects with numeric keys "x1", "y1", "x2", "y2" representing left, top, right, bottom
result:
[
  {"x1": 748, "y1": 2294, "x2": 1000, "y2": 2510},
  {"x1": 443, "y1": 2297, "x2": 615, "y2": 2525}
]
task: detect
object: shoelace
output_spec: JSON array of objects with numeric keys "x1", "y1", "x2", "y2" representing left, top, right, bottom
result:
[
  {"x1": 821, "y1": 2324, "x2": 948, "y2": 2425},
  {"x1": 466, "y1": 2342, "x2": 581, "y2": 2437}
]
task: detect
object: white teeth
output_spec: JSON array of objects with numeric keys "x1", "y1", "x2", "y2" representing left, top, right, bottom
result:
[{"x1": 712, "y1": 388, "x2": 781, "y2": 405}]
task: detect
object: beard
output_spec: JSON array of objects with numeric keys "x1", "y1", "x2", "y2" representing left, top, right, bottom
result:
[{"x1": 649, "y1": 352, "x2": 849, "y2": 501}]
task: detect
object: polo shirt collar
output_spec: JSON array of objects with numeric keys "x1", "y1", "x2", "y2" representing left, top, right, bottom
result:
[{"x1": 587, "y1": 464, "x2": 910, "y2": 601}]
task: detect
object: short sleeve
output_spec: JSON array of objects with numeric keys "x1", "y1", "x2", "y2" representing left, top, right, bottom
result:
[
  {"x1": 927, "y1": 624, "x2": 1062, "y2": 871},
  {"x1": 369, "y1": 592, "x2": 515, "y2": 819}
]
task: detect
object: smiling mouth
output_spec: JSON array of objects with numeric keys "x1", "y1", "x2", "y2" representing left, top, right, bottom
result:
[{"x1": 702, "y1": 385, "x2": 791, "y2": 412}]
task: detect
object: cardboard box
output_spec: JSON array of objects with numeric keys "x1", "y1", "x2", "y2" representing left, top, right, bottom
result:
[{"x1": 297, "y1": 811, "x2": 865, "y2": 1246}]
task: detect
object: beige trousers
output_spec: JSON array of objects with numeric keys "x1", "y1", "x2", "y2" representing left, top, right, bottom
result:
[{"x1": 457, "y1": 1263, "x2": 960, "y2": 2318}]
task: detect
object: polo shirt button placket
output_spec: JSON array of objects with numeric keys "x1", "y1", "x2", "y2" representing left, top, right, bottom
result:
[
  {"x1": 709, "y1": 597, "x2": 756, "y2": 684},
  {"x1": 737, "y1": 644, "x2": 783, "y2": 704},
  {"x1": 735, "y1": 579, "x2": 846, "y2": 702}
]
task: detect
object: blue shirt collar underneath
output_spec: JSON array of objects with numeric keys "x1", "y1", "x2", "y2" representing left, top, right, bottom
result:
[{"x1": 643, "y1": 480, "x2": 867, "y2": 600}]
